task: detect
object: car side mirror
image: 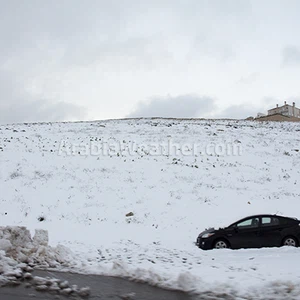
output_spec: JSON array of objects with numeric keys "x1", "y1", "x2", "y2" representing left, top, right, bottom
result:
[{"x1": 234, "y1": 226, "x2": 238, "y2": 233}]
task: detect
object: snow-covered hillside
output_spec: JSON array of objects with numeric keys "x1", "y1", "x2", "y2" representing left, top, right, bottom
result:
[{"x1": 1, "y1": 118, "x2": 300, "y2": 299}]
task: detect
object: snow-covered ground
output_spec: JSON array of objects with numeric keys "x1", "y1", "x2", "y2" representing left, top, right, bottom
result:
[{"x1": 1, "y1": 118, "x2": 300, "y2": 299}]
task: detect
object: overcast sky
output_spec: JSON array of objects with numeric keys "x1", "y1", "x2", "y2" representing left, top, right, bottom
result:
[{"x1": 1, "y1": 0, "x2": 300, "y2": 124}]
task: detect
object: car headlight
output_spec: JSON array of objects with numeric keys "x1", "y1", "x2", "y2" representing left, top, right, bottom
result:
[{"x1": 201, "y1": 233, "x2": 215, "y2": 238}]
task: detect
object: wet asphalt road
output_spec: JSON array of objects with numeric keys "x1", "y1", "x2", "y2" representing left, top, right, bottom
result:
[{"x1": 0, "y1": 269, "x2": 194, "y2": 300}]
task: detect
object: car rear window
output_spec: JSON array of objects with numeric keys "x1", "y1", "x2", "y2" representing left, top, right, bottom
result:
[
  {"x1": 261, "y1": 217, "x2": 280, "y2": 226},
  {"x1": 278, "y1": 218, "x2": 294, "y2": 225}
]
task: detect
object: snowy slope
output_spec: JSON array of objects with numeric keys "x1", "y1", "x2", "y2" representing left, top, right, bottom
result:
[{"x1": 1, "y1": 118, "x2": 300, "y2": 298}]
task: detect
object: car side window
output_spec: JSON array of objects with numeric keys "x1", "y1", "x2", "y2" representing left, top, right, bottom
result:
[
  {"x1": 262, "y1": 217, "x2": 279, "y2": 226},
  {"x1": 236, "y1": 217, "x2": 260, "y2": 228}
]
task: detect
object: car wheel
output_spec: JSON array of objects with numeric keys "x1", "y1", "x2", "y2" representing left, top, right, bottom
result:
[
  {"x1": 282, "y1": 236, "x2": 298, "y2": 247},
  {"x1": 213, "y1": 239, "x2": 229, "y2": 249}
]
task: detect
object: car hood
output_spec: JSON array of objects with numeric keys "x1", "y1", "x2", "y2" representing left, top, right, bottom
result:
[
  {"x1": 198, "y1": 226, "x2": 228, "y2": 236},
  {"x1": 198, "y1": 227, "x2": 216, "y2": 237}
]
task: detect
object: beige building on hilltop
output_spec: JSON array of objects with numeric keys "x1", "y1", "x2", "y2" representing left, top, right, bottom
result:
[{"x1": 268, "y1": 101, "x2": 300, "y2": 118}]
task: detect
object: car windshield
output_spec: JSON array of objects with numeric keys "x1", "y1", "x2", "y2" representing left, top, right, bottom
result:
[{"x1": 228, "y1": 217, "x2": 260, "y2": 229}]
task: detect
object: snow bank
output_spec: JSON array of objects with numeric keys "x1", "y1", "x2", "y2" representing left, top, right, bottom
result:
[
  {"x1": 0, "y1": 226, "x2": 90, "y2": 297},
  {"x1": 0, "y1": 226, "x2": 76, "y2": 269}
]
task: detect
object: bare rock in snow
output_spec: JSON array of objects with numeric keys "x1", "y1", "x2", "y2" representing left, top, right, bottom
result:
[{"x1": 24, "y1": 272, "x2": 33, "y2": 280}]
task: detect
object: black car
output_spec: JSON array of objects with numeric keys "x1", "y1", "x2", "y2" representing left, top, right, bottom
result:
[{"x1": 196, "y1": 214, "x2": 300, "y2": 250}]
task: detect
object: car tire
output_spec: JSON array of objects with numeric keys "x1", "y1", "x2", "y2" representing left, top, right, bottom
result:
[
  {"x1": 282, "y1": 236, "x2": 298, "y2": 247},
  {"x1": 213, "y1": 239, "x2": 229, "y2": 249}
]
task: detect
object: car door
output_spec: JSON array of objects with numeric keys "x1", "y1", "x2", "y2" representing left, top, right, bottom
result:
[
  {"x1": 260, "y1": 216, "x2": 283, "y2": 247},
  {"x1": 227, "y1": 217, "x2": 261, "y2": 249}
]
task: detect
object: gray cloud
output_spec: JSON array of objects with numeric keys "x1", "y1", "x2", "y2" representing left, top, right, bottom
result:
[
  {"x1": 128, "y1": 96, "x2": 273, "y2": 120},
  {"x1": 0, "y1": 100, "x2": 86, "y2": 125},
  {"x1": 0, "y1": 71, "x2": 86, "y2": 125},
  {"x1": 127, "y1": 94, "x2": 216, "y2": 118},
  {"x1": 282, "y1": 46, "x2": 300, "y2": 66},
  {"x1": 216, "y1": 104, "x2": 260, "y2": 119},
  {"x1": 0, "y1": 1, "x2": 137, "y2": 68},
  {"x1": 215, "y1": 96, "x2": 281, "y2": 119},
  {"x1": 0, "y1": 1, "x2": 252, "y2": 69},
  {"x1": 216, "y1": 97, "x2": 300, "y2": 119},
  {"x1": 0, "y1": 1, "x2": 300, "y2": 123}
]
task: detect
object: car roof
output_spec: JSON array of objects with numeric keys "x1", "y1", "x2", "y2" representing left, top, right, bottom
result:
[
  {"x1": 228, "y1": 214, "x2": 298, "y2": 226},
  {"x1": 248, "y1": 214, "x2": 297, "y2": 220}
]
